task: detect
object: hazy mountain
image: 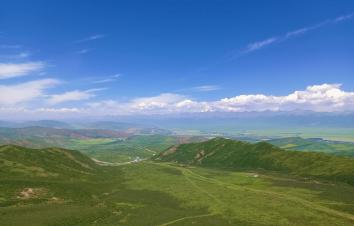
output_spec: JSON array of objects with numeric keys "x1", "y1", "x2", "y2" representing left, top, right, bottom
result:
[{"x1": 267, "y1": 137, "x2": 354, "y2": 156}]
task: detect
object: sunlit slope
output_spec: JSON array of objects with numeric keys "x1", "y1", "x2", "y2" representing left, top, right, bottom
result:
[
  {"x1": 0, "y1": 145, "x2": 98, "y2": 178},
  {"x1": 156, "y1": 138, "x2": 354, "y2": 185}
]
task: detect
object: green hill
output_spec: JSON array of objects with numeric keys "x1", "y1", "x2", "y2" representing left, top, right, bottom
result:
[
  {"x1": 156, "y1": 138, "x2": 354, "y2": 185},
  {"x1": 1, "y1": 144, "x2": 354, "y2": 225},
  {"x1": 0, "y1": 145, "x2": 98, "y2": 179}
]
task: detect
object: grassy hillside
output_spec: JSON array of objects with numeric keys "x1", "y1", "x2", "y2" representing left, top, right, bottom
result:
[
  {"x1": 268, "y1": 137, "x2": 354, "y2": 156},
  {"x1": 0, "y1": 145, "x2": 98, "y2": 179},
  {"x1": 156, "y1": 138, "x2": 354, "y2": 186},
  {"x1": 1, "y1": 145, "x2": 354, "y2": 225}
]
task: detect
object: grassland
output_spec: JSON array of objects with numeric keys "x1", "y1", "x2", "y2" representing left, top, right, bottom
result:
[
  {"x1": 2, "y1": 144, "x2": 354, "y2": 225},
  {"x1": 64, "y1": 135, "x2": 204, "y2": 163},
  {"x1": 157, "y1": 138, "x2": 354, "y2": 186},
  {"x1": 2, "y1": 159, "x2": 354, "y2": 225}
]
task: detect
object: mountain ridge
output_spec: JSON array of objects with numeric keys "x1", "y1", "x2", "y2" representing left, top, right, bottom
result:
[{"x1": 156, "y1": 138, "x2": 354, "y2": 185}]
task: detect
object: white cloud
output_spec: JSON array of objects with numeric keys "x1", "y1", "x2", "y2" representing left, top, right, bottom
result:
[
  {"x1": 0, "y1": 62, "x2": 45, "y2": 79},
  {"x1": 243, "y1": 37, "x2": 278, "y2": 53},
  {"x1": 242, "y1": 12, "x2": 354, "y2": 54},
  {"x1": 191, "y1": 85, "x2": 221, "y2": 92},
  {"x1": 216, "y1": 84, "x2": 354, "y2": 112},
  {"x1": 15, "y1": 52, "x2": 31, "y2": 58},
  {"x1": 93, "y1": 78, "x2": 116, "y2": 83},
  {"x1": 75, "y1": 34, "x2": 106, "y2": 43},
  {"x1": 1, "y1": 83, "x2": 354, "y2": 118},
  {"x1": 0, "y1": 52, "x2": 31, "y2": 59},
  {"x1": 0, "y1": 79, "x2": 60, "y2": 105},
  {"x1": 76, "y1": 49, "x2": 92, "y2": 54},
  {"x1": 131, "y1": 93, "x2": 186, "y2": 110},
  {"x1": 36, "y1": 107, "x2": 80, "y2": 113},
  {"x1": 47, "y1": 89, "x2": 102, "y2": 105},
  {"x1": 334, "y1": 13, "x2": 354, "y2": 22},
  {"x1": 93, "y1": 74, "x2": 121, "y2": 84},
  {"x1": 87, "y1": 84, "x2": 354, "y2": 115}
]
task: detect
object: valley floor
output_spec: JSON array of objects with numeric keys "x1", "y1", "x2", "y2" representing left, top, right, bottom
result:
[{"x1": 1, "y1": 162, "x2": 354, "y2": 225}]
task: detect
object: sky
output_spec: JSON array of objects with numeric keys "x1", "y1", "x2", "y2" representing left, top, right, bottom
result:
[{"x1": 0, "y1": 0, "x2": 354, "y2": 119}]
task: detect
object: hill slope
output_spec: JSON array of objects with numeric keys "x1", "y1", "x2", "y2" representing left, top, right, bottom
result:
[
  {"x1": 156, "y1": 138, "x2": 354, "y2": 185},
  {"x1": 1, "y1": 144, "x2": 354, "y2": 225},
  {"x1": 0, "y1": 145, "x2": 98, "y2": 178}
]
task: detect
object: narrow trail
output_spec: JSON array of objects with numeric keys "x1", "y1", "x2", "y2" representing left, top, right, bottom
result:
[
  {"x1": 153, "y1": 162, "x2": 354, "y2": 223},
  {"x1": 158, "y1": 213, "x2": 215, "y2": 226},
  {"x1": 144, "y1": 148, "x2": 157, "y2": 155},
  {"x1": 92, "y1": 158, "x2": 145, "y2": 166},
  {"x1": 182, "y1": 169, "x2": 223, "y2": 206}
]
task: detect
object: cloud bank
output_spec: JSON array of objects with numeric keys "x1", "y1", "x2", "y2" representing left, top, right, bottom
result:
[
  {"x1": 4, "y1": 83, "x2": 352, "y2": 119},
  {"x1": 0, "y1": 79, "x2": 60, "y2": 105},
  {"x1": 0, "y1": 62, "x2": 45, "y2": 79},
  {"x1": 85, "y1": 84, "x2": 354, "y2": 116}
]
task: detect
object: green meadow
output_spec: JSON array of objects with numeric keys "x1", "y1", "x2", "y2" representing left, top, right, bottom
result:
[
  {"x1": 2, "y1": 139, "x2": 354, "y2": 225},
  {"x1": 2, "y1": 161, "x2": 354, "y2": 225}
]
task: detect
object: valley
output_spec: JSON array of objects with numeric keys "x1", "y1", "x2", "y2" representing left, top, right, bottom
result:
[
  {"x1": 1, "y1": 138, "x2": 354, "y2": 225},
  {"x1": 2, "y1": 2, "x2": 354, "y2": 225}
]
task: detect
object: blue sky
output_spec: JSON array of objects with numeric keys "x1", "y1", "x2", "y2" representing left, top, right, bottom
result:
[{"x1": 0, "y1": 0, "x2": 354, "y2": 118}]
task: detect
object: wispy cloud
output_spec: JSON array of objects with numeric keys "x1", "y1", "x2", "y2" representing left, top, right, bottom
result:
[
  {"x1": 0, "y1": 62, "x2": 45, "y2": 79},
  {"x1": 243, "y1": 38, "x2": 278, "y2": 53},
  {"x1": 16, "y1": 52, "x2": 31, "y2": 58},
  {"x1": 0, "y1": 52, "x2": 31, "y2": 59},
  {"x1": 191, "y1": 85, "x2": 221, "y2": 92},
  {"x1": 47, "y1": 88, "x2": 105, "y2": 105},
  {"x1": 92, "y1": 74, "x2": 121, "y2": 84},
  {"x1": 0, "y1": 79, "x2": 60, "y2": 105},
  {"x1": 242, "y1": 12, "x2": 354, "y2": 54},
  {"x1": 76, "y1": 48, "x2": 93, "y2": 54},
  {"x1": 74, "y1": 34, "x2": 106, "y2": 43}
]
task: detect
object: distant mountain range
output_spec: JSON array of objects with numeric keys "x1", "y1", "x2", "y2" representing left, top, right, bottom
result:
[
  {"x1": 0, "y1": 120, "x2": 171, "y2": 135},
  {"x1": 0, "y1": 127, "x2": 130, "y2": 148},
  {"x1": 267, "y1": 137, "x2": 354, "y2": 156},
  {"x1": 126, "y1": 111, "x2": 354, "y2": 129}
]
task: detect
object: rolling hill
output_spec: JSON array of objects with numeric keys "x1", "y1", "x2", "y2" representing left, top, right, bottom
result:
[
  {"x1": 0, "y1": 145, "x2": 99, "y2": 179},
  {"x1": 156, "y1": 138, "x2": 354, "y2": 186},
  {"x1": 1, "y1": 144, "x2": 354, "y2": 225}
]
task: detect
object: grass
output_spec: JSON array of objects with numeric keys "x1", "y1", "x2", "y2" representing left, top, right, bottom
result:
[
  {"x1": 122, "y1": 162, "x2": 354, "y2": 225},
  {"x1": 1, "y1": 160, "x2": 354, "y2": 225},
  {"x1": 1, "y1": 144, "x2": 354, "y2": 225},
  {"x1": 64, "y1": 135, "x2": 204, "y2": 163},
  {"x1": 156, "y1": 138, "x2": 354, "y2": 186}
]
